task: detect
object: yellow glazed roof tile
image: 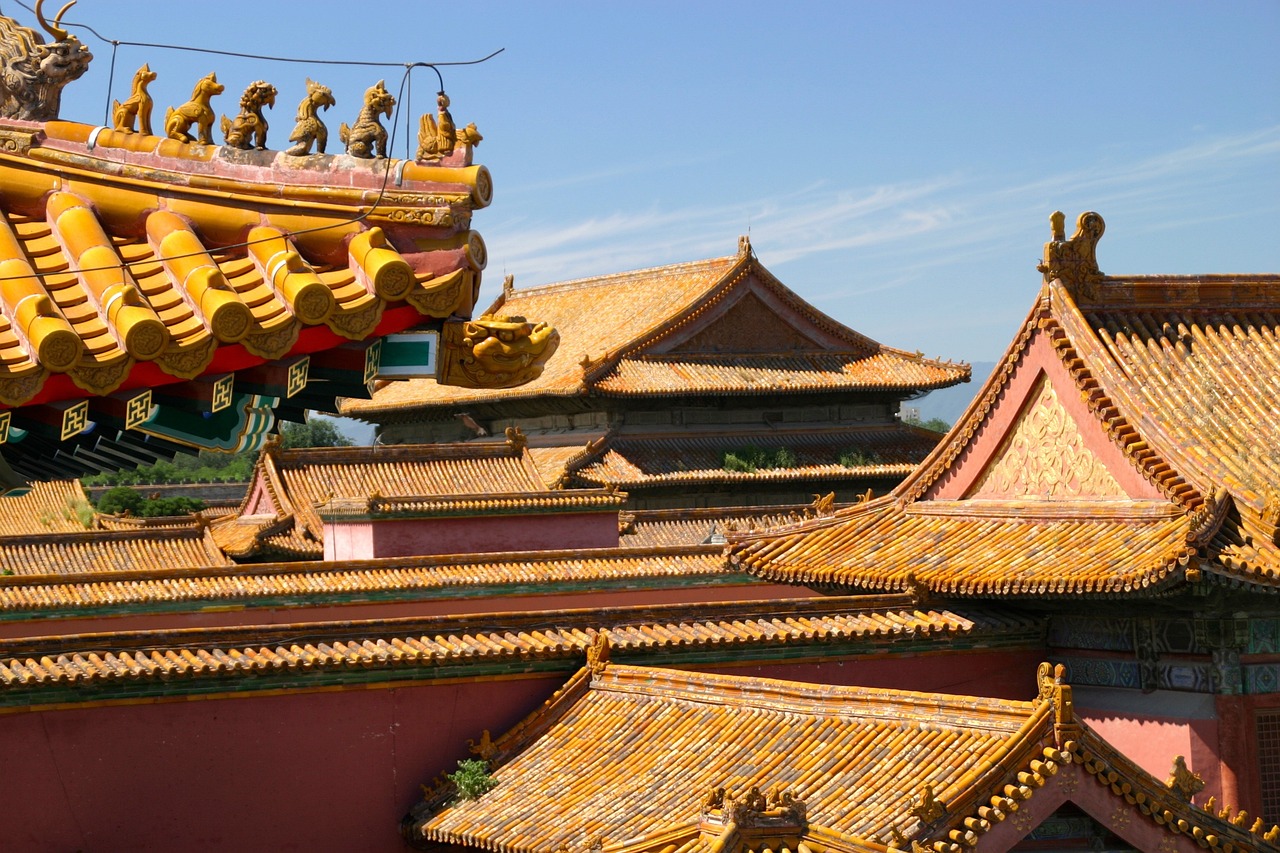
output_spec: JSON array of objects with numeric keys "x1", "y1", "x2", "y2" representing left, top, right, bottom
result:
[
  {"x1": 408, "y1": 661, "x2": 1265, "y2": 853},
  {"x1": 0, "y1": 479, "x2": 93, "y2": 535},
  {"x1": 0, "y1": 113, "x2": 496, "y2": 409},
  {"x1": 0, "y1": 545, "x2": 734, "y2": 613},
  {"x1": 0, "y1": 594, "x2": 1038, "y2": 691},
  {"x1": 729, "y1": 217, "x2": 1280, "y2": 596},
  {"x1": 344, "y1": 248, "x2": 967, "y2": 417}
]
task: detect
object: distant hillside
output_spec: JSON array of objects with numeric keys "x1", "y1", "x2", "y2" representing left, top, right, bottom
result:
[{"x1": 909, "y1": 361, "x2": 996, "y2": 428}]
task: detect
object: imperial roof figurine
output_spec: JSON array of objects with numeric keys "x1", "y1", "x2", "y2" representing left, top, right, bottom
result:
[{"x1": 0, "y1": 5, "x2": 555, "y2": 481}]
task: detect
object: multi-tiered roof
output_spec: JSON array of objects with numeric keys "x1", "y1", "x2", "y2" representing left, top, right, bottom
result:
[
  {"x1": 0, "y1": 7, "x2": 556, "y2": 480},
  {"x1": 346, "y1": 239, "x2": 968, "y2": 503},
  {"x1": 407, "y1": 656, "x2": 1272, "y2": 853}
]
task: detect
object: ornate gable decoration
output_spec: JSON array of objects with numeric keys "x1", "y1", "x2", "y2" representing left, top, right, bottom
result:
[
  {"x1": 668, "y1": 290, "x2": 826, "y2": 354},
  {"x1": 1038, "y1": 210, "x2": 1104, "y2": 292},
  {"x1": 966, "y1": 374, "x2": 1126, "y2": 500}
]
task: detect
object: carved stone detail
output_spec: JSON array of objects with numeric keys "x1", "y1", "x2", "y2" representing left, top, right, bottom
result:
[
  {"x1": 437, "y1": 315, "x2": 559, "y2": 390},
  {"x1": 340, "y1": 80, "x2": 394, "y2": 159},
  {"x1": 326, "y1": 299, "x2": 385, "y2": 341},
  {"x1": 285, "y1": 78, "x2": 334, "y2": 156},
  {"x1": 221, "y1": 80, "x2": 276, "y2": 150},
  {"x1": 0, "y1": 367, "x2": 47, "y2": 407},
  {"x1": 0, "y1": 0, "x2": 92, "y2": 121},
  {"x1": 165, "y1": 72, "x2": 224, "y2": 145},
  {"x1": 0, "y1": 128, "x2": 36, "y2": 153},
  {"x1": 241, "y1": 320, "x2": 300, "y2": 362},
  {"x1": 406, "y1": 270, "x2": 468, "y2": 318},
  {"x1": 968, "y1": 375, "x2": 1125, "y2": 500},
  {"x1": 1038, "y1": 210, "x2": 1105, "y2": 291},
  {"x1": 112, "y1": 64, "x2": 155, "y2": 135},
  {"x1": 68, "y1": 355, "x2": 132, "y2": 397},
  {"x1": 382, "y1": 208, "x2": 454, "y2": 227},
  {"x1": 156, "y1": 338, "x2": 218, "y2": 380}
]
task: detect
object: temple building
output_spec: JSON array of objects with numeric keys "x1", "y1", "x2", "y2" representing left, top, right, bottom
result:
[
  {"x1": 730, "y1": 212, "x2": 1280, "y2": 824},
  {"x1": 0, "y1": 4, "x2": 556, "y2": 484},
  {"x1": 344, "y1": 239, "x2": 969, "y2": 509},
  {"x1": 0, "y1": 5, "x2": 1276, "y2": 851}
]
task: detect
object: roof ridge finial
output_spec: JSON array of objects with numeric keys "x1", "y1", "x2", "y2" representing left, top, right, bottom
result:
[
  {"x1": 738, "y1": 234, "x2": 753, "y2": 258},
  {"x1": 1036, "y1": 661, "x2": 1080, "y2": 747},
  {"x1": 586, "y1": 630, "x2": 611, "y2": 674},
  {"x1": 1037, "y1": 210, "x2": 1105, "y2": 294}
]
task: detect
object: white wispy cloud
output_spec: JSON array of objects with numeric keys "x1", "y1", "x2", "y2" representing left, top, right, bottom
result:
[{"x1": 482, "y1": 124, "x2": 1280, "y2": 305}]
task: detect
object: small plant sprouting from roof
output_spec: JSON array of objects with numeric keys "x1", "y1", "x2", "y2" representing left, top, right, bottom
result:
[
  {"x1": 63, "y1": 497, "x2": 95, "y2": 528},
  {"x1": 722, "y1": 446, "x2": 798, "y2": 473},
  {"x1": 448, "y1": 758, "x2": 497, "y2": 802},
  {"x1": 837, "y1": 448, "x2": 883, "y2": 468}
]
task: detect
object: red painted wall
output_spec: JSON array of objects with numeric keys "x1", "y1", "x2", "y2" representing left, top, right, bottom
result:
[
  {"x1": 2, "y1": 675, "x2": 563, "y2": 852},
  {"x1": 1079, "y1": 709, "x2": 1222, "y2": 800},
  {"x1": 324, "y1": 512, "x2": 620, "y2": 560},
  {"x1": 0, "y1": 648, "x2": 1041, "y2": 851}
]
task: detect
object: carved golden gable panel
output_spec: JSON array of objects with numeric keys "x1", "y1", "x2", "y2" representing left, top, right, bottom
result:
[{"x1": 967, "y1": 374, "x2": 1126, "y2": 500}]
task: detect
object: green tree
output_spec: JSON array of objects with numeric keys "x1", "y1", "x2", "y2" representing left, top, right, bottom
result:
[
  {"x1": 901, "y1": 412, "x2": 950, "y2": 434},
  {"x1": 97, "y1": 486, "x2": 144, "y2": 516},
  {"x1": 280, "y1": 418, "x2": 355, "y2": 449}
]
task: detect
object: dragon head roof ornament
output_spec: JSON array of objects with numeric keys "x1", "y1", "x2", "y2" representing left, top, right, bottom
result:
[{"x1": 0, "y1": 0, "x2": 93, "y2": 121}]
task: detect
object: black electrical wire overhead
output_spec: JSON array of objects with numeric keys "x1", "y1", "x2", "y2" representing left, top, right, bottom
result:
[{"x1": 0, "y1": 0, "x2": 504, "y2": 284}]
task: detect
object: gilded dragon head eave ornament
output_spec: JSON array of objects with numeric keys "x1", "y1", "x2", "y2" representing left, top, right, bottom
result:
[
  {"x1": 0, "y1": 0, "x2": 93, "y2": 121},
  {"x1": 437, "y1": 315, "x2": 560, "y2": 390}
]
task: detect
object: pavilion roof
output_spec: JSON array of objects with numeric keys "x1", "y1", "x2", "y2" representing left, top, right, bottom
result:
[
  {"x1": 730, "y1": 214, "x2": 1280, "y2": 597},
  {"x1": 0, "y1": 524, "x2": 229, "y2": 575},
  {"x1": 0, "y1": 479, "x2": 93, "y2": 534},
  {"x1": 567, "y1": 425, "x2": 937, "y2": 491},
  {"x1": 621, "y1": 504, "x2": 838, "y2": 548},
  {"x1": 407, "y1": 660, "x2": 1271, "y2": 853},
  {"x1": 212, "y1": 436, "x2": 613, "y2": 559},
  {"x1": 0, "y1": 544, "x2": 740, "y2": 619},
  {"x1": 343, "y1": 240, "x2": 967, "y2": 419},
  {"x1": 0, "y1": 593, "x2": 1040, "y2": 703}
]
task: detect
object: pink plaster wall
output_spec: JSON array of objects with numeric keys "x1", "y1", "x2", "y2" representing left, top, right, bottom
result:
[
  {"x1": 1, "y1": 675, "x2": 563, "y2": 852},
  {"x1": 0, "y1": 647, "x2": 1043, "y2": 851},
  {"x1": 928, "y1": 328, "x2": 1163, "y2": 501},
  {"x1": 324, "y1": 520, "x2": 374, "y2": 561},
  {"x1": 325, "y1": 512, "x2": 620, "y2": 560},
  {"x1": 1077, "y1": 709, "x2": 1222, "y2": 802}
]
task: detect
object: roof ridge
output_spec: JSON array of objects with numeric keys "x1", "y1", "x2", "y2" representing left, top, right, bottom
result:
[
  {"x1": 499, "y1": 255, "x2": 740, "y2": 301},
  {"x1": 1045, "y1": 279, "x2": 1204, "y2": 509}
]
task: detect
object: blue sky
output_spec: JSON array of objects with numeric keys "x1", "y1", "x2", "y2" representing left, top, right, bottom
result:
[{"x1": 23, "y1": 0, "x2": 1280, "y2": 364}]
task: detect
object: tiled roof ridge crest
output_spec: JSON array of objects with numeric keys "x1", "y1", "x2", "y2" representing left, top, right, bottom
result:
[
  {"x1": 578, "y1": 257, "x2": 754, "y2": 384},
  {"x1": 486, "y1": 255, "x2": 741, "y2": 307},
  {"x1": 1045, "y1": 279, "x2": 1205, "y2": 510}
]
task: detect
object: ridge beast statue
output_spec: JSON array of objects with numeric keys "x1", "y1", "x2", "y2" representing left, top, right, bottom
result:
[
  {"x1": 0, "y1": 0, "x2": 93, "y2": 121},
  {"x1": 221, "y1": 80, "x2": 276, "y2": 150},
  {"x1": 285, "y1": 77, "x2": 335, "y2": 156},
  {"x1": 165, "y1": 72, "x2": 224, "y2": 144},
  {"x1": 340, "y1": 79, "x2": 394, "y2": 159},
  {"x1": 438, "y1": 315, "x2": 560, "y2": 390},
  {"x1": 416, "y1": 91, "x2": 482, "y2": 161},
  {"x1": 112, "y1": 63, "x2": 155, "y2": 134}
]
